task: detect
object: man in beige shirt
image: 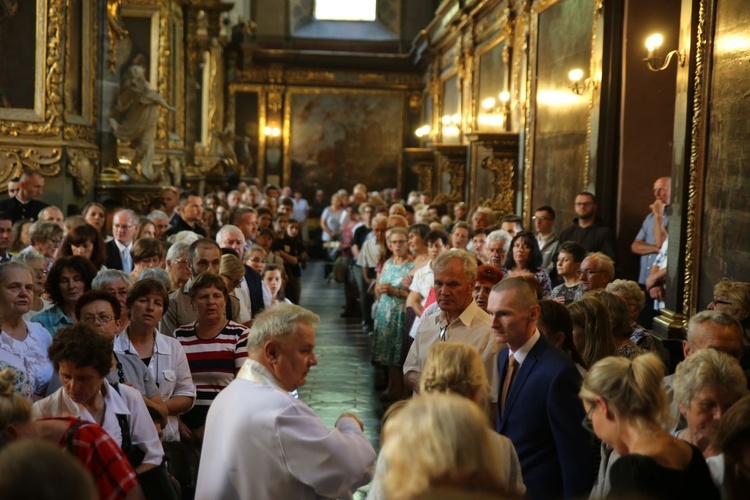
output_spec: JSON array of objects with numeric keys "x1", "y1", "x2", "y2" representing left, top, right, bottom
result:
[{"x1": 403, "y1": 249, "x2": 499, "y2": 406}]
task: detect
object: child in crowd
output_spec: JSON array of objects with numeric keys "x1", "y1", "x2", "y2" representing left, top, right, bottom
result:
[
  {"x1": 263, "y1": 265, "x2": 291, "y2": 306},
  {"x1": 549, "y1": 241, "x2": 587, "y2": 304}
]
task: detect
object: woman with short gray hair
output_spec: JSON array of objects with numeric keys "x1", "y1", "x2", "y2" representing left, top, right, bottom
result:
[
  {"x1": 673, "y1": 348, "x2": 747, "y2": 457},
  {"x1": 92, "y1": 269, "x2": 134, "y2": 334}
]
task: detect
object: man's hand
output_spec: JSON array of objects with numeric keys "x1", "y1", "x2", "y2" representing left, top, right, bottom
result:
[
  {"x1": 178, "y1": 419, "x2": 193, "y2": 443},
  {"x1": 338, "y1": 412, "x2": 364, "y2": 431},
  {"x1": 553, "y1": 296, "x2": 566, "y2": 304},
  {"x1": 650, "y1": 199, "x2": 666, "y2": 217}
]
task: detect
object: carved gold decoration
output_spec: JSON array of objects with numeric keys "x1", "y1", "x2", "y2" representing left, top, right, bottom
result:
[
  {"x1": 440, "y1": 157, "x2": 465, "y2": 202},
  {"x1": 268, "y1": 85, "x2": 284, "y2": 114},
  {"x1": 482, "y1": 157, "x2": 515, "y2": 215},
  {"x1": 0, "y1": 146, "x2": 62, "y2": 182},
  {"x1": 107, "y1": 0, "x2": 129, "y2": 74},
  {"x1": 412, "y1": 163, "x2": 434, "y2": 194},
  {"x1": 683, "y1": 0, "x2": 707, "y2": 317},
  {"x1": 67, "y1": 149, "x2": 99, "y2": 195}
]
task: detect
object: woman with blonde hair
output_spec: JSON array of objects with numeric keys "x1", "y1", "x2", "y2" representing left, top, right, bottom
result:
[
  {"x1": 567, "y1": 296, "x2": 615, "y2": 370},
  {"x1": 419, "y1": 342, "x2": 524, "y2": 492},
  {"x1": 580, "y1": 354, "x2": 719, "y2": 498},
  {"x1": 380, "y1": 393, "x2": 514, "y2": 500}
]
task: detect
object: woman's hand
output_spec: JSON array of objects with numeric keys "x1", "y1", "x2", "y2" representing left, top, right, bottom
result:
[
  {"x1": 401, "y1": 274, "x2": 414, "y2": 288},
  {"x1": 178, "y1": 418, "x2": 193, "y2": 443}
]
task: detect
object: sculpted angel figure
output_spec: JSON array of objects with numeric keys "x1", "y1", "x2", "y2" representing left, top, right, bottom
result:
[{"x1": 109, "y1": 64, "x2": 176, "y2": 181}]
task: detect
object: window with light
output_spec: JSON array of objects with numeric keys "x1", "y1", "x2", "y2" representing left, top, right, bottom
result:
[{"x1": 314, "y1": 0, "x2": 377, "y2": 22}]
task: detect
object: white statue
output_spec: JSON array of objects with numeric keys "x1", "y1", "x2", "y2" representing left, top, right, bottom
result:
[{"x1": 109, "y1": 65, "x2": 176, "y2": 181}]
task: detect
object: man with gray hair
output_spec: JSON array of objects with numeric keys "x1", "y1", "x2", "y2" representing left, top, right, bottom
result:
[
  {"x1": 485, "y1": 229, "x2": 512, "y2": 268},
  {"x1": 403, "y1": 249, "x2": 498, "y2": 405},
  {"x1": 105, "y1": 209, "x2": 140, "y2": 272},
  {"x1": 579, "y1": 252, "x2": 615, "y2": 292},
  {"x1": 216, "y1": 224, "x2": 266, "y2": 318},
  {"x1": 196, "y1": 304, "x2": 375, "y2": 499}
]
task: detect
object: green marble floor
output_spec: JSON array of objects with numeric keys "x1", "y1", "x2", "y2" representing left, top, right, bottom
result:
[{"x1": 296, "y1": 262, "x2": 384, "y2": 496}]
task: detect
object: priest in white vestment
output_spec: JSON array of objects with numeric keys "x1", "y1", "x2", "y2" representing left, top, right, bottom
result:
[{"x1": 195, "y1": 303, "x2": 376, "y2": 499}]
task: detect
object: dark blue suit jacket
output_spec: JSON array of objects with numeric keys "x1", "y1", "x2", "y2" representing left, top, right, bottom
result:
[{"x1": 497, "y1": 333, "x2": 592, "y2": 499}]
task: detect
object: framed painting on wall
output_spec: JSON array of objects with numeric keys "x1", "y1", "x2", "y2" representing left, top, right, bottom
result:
[
  {"x1": 284, "y1": 89, "x2": 404, "y2": 196},
  {"x1": 0, "y1": 0, "x2": 46, "y2": 121}
]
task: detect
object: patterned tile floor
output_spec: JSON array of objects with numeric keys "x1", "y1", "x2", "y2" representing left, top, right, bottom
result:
[{"x1": 296, "y1": 262, "x2": 384, "y2": 497}]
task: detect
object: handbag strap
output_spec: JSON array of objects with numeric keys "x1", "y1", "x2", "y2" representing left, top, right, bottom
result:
[{"x1": 64, "y1": 419, "x2": 92, "y2": 453}]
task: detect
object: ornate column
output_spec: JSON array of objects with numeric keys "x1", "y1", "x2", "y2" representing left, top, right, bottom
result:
[
  {"x1": 404, "y1": 148, "x2": 436, "y2": 197},
  {"x1": 433, "y1": 144, "x2": 469, "y2": 205}
]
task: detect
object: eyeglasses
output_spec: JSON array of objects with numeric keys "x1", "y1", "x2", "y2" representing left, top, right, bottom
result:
[
  {"x1": 248, "y1": 257, "x2": 264, "y2": 263},
  {"x1": 173, "y1": 258, "x2": 190, "y2": 266},
  {"x1": 229, "y1": 277, "x2": 244, "y2": 288},
  {"x1": 532, "y1": 215, "x2": 552, "y2": 221},
  {"x1": 582, "y1": 404, "x2": 596, "y2": 433},
  {"x1": 83, "y1": 315, "x2": 115, "y2": 325},
  {"x1": 113, "y1": 224, "x2": 134, "y2": 230},
  {"x1": 34, "y1": 269, "x2": 48, "y2": 277},
  {"x1": 438, "y1": 325, "x2": 448, "y2": 342},
  {"x1": 577, "y1": 269, "x2": 605, "y2": 276}
]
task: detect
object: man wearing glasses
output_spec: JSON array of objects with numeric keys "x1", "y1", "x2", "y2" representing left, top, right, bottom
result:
[
  {"x1": 559, "y1": 192, "x2": 617, "y2": 260},
  {"x1": 579, "y1": 252, "x2": 615, "y2": 292},
  {"x1": 105, "y1": 209, "x2": 140, "y2": 272}
]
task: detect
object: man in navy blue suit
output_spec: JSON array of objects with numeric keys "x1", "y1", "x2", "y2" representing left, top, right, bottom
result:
[{"x1": 489, "y1": 278, "x2": 592, "y2": 499}]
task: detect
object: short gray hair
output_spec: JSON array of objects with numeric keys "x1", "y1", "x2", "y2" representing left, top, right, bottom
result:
[
  {"x1": 673, "y1": 348, "x2": 747, "y2": 408},
  {"x1": 166, "y1": 241, "x2": 191, "y2": 262},
  {"x1": 12, "y1": 249, "x2": 45, "y2": 265},
  {"x1": 148, "y1": 210, "x2": 169, "y2": 223},
  {"x1": 686, "y1": 310, "x2": 743, "y2": 347},
  {"x1": 586, "y1": 252, "x2": 615, "y2": 279},
  {"x1": 486, "y1": 229, "x2": 512, "y2": 251},
  {"x1": 113, "y1": 209, "x2": 138, "y2": 224},
  {"x1": 216, "y1": 224, "x2": 244, "y2": 244},
  {"x1": 92, "y1": 269, "x2": 134, "y2": 290},
  {"x1": 433, "y1": 249, "x2": 478, "y2": 282},
  {"x1": 246, "y1": 303, "x2": 320, "y2": 353},
  {"x1": 606, "y1": 279, "x2": 646, "y2": 312},
  {"x1": 169, "y1": 231, "x2": 201, "y2": 246},
  {"x1": 137, "y1": 267, "x2": 171, "y2": 290}
]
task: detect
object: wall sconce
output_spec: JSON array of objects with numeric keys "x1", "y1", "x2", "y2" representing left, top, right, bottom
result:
[
  {"x1": 478, "y1": 91, "x2": 510, "y2": 129},
  {"x1": 644, "y1": 33, "x2": 685, "y2": 72},
  {"x1": 441, "y1": 113, "x2": 462, "y2": 137},
  {"x1": 415, "y1": 124, "x2": 432, "y2": 138},
  {"x1": 568, "y1": 68, "x2": 598, "y2": 95},
  {"x1": 263, "y1": 125, "x2": 281, "y2": 138}
]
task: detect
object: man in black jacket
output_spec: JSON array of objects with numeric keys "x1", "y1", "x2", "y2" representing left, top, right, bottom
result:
[
  {"x1": 558, "y1": 192, "x2": 617, "y2": 261},
  {"x1": 0, "y1": 169, "x2": 48, "y2": 222}
]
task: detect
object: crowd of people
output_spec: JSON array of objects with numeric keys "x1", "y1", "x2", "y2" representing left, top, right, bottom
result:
[{"x1": 0, "y1": 168, "x2": 748, "y2": 499}]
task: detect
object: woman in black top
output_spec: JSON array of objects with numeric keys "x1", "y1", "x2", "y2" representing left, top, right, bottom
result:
[{"x1": 579, "y1": 354, "x2": 720, "y2": 499}]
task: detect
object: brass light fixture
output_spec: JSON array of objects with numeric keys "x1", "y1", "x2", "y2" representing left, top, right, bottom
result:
[
  {"x1": 568, "y1": 69, "x2": 598, "y2": 95},
  {"x1": 644, "y1": 33, "x2": 685, "y2": 72}
]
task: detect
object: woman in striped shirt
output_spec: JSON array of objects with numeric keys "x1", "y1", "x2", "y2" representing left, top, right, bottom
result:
[{"x1": 175, "y1": 272, "x2": 249, "y2": 447}]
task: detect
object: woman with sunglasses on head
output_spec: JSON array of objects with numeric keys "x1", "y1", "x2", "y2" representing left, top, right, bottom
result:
[
  {"x1": 503, "y1": 232, "x2": 552, "y2": 298},
  {"x1": 580, "y1": 354, "x2": 720, "y2": 499}
]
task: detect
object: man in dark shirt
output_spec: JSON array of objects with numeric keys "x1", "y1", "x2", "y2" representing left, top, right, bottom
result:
[
  {"x1": 0, "y1": 169, "x2": 49, "y2": 222},
  {"x1": 164, "y1": 191, "x2": 207, "y2": 238},
  {"x1": 558, "y1": 192, "x2": 617, "y2": 261},
  {"x1": 0, "y1": 212, "x2": 12, "y2": 262}
]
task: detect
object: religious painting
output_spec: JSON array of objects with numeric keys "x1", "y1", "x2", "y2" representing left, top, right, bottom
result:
[
  {"x1": 286, "y1": 90, "x2": 404, "y2": 195},
  {"x1": 476, "y1": 39, "x2": 509, "y2": 131},
  {"x1": 0, "y1": 0, "x2": 44, "y2": 118},
  {"x1": 441, "y1": 74, "x2": 460, "y2": 144},
  {"x1": 233, "y1": 89, "x2": 261, "y2": 178},
  {"x1": 697, "y1": 0, "x2": 750, "y2": 307},
  {"x1": 530, "y1": 0, "x2": 594, "y2": 233}
]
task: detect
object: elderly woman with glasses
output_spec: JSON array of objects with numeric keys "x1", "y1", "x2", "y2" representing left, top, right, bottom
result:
[
  {"x1": 580, "y1": 354, "x2": 720, "y2": 499},
  {"x1": 166, "y1": 241, "x2": 192, "y2": 292},
  {"x1": 92, "y1": 269, "x2": 134, "y2": 334},
  {"x1": 673, "y1": 348, "x2": 747, "y2": 457},
  {"x1": 32, "y1": 256, "x2": 98, "y2": 338},
  {"x1": 502, "y1": 232, "x2": 552, "y2": 298},
  {"x1": 27, "y1": 220, "x2": 63, "y2": 265},
  {"x1": 0, "y1": 262, "x2": 54, "y2": 398},
  {"x1": 373, "y1": 227, "x2": 414, "y2": 401},
  {"x1": 113, "y1": 280, "x2": 195, "y2": 444}
]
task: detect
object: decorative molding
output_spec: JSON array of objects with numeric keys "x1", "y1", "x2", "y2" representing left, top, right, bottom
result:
[
  {"x1": 106, "y1": 0, "x2": 129, "y2": 74},
  {"x1": 0, "y1": 147, "x2": 62, "y2": 184},
  {"x1": 482, "y1": 157, "x2": 516, "y2": 215},
  {"x1": 683, "y1": 0, "x2": 708, "y2": 317},
  {"x1": 236, "y1": 67, "x2": 423, "y2": 90},
  {"x1": 67, "y1": 148, "x2": 99, "y2": 195}
]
